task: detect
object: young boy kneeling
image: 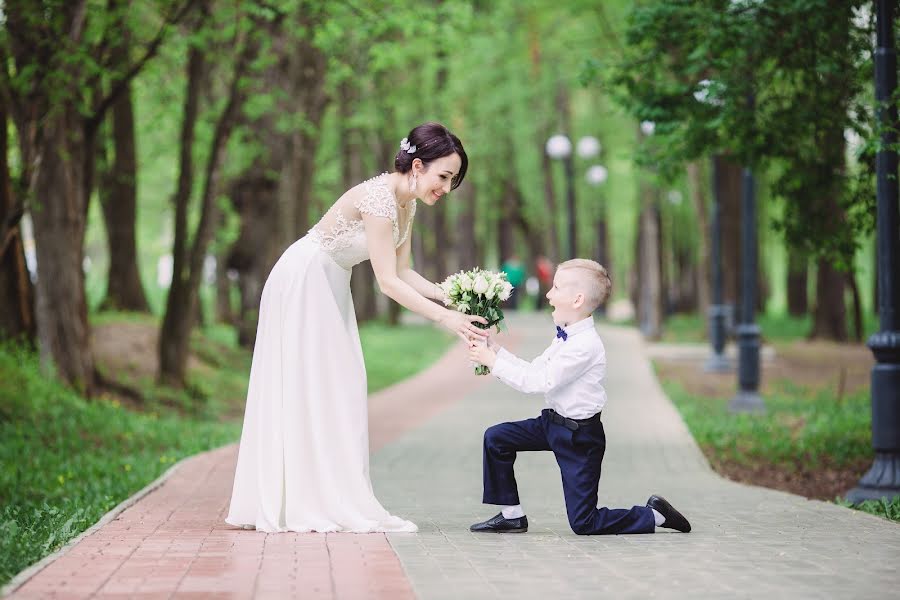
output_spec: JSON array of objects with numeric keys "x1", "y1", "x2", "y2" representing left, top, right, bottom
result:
[{"x1": 467, "y1": 259, "x2": 690, "y2": 535}]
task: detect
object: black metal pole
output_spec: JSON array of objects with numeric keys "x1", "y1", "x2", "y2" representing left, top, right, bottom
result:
[
  {"x1": 729, "y1": 161, "x2": 765, "y2": 413},
  {"x1": 706, "y1": 155, "x2": 731, "y2": 372},
  {"x1": 564, "y1": 154, "x2": 577, "y2": 259},
  {"x1": 847, "y1": 0, "x2": 900, "y2": 503},
  {"x1": 596, "y1": 202, "x2": 608, "y2": 317}
]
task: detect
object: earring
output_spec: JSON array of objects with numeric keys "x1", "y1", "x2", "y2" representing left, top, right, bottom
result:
[{"x1": 409, "y1": 172, "x2": 418, "y2": 193}]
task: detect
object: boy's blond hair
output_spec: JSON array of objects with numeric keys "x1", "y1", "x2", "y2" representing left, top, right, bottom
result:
[{"x1": 557, "y1": 259, "x2": 611, "y2": 313}]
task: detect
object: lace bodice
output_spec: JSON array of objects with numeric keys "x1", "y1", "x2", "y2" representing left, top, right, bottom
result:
[{"x1": 307, "y1": 173, "x2": 416, "y2": 270}]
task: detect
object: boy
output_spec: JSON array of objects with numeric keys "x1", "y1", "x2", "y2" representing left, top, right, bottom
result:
[{"x1": 467, "y1": 259, "x2": 690, "y2": 535}]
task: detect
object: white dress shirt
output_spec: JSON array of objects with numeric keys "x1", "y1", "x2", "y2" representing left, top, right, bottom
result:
[{"x1": 491, "y1": 316, "x2": 606, "y2": 420}]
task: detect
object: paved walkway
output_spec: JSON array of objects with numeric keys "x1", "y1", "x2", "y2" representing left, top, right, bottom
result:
[{"x1": 7, "y1": 313, "x2": 900, "y2": 599}]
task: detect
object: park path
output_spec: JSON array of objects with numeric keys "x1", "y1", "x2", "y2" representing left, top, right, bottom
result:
[{"x1": 6, "y1": 313, "x2": 900, "y2": 599}]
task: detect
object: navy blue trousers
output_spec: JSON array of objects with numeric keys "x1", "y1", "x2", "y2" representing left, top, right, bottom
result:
[{"x1": 482, "y1": 409, "x2": 655, "y2": 535}]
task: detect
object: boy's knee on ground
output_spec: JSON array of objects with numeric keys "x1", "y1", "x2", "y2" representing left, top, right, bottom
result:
[{"x1": 566, "y1": 506, "x2": 597, "y2": 535}]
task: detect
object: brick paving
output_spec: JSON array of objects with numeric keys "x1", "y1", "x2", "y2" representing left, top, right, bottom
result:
[{"x1": 6, "y1": 312, "x2": 900, "y2": 599}]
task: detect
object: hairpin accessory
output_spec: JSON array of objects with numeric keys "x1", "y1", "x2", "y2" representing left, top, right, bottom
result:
[{"x1": 400, "y1": 137, "x2": 417, "y2": 154}]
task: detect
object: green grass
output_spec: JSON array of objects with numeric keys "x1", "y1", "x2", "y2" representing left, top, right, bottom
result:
[
  {"x1": 360, "y1": 320, "x2": 454, "y2": 393},
  {"x1": 836, "y1": 497, "x2": 900, "y2": 521},
  {"x1": 661, "y1": 379, "x2": 871, "y2": 468},
  {"x1": 659, "y1": 311, "x2": 880, "y2": 344},
  {"x1": 0, "y1": 315, "x2": 452, "y2": 588}
]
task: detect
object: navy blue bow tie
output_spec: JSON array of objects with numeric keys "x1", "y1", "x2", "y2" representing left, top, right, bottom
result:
[{"x1": 555, "y1": 326, "x2": 568, "y2": 341}]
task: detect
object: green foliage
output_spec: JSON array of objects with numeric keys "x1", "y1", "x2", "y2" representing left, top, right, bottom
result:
[{"x1": 608, "y1": 0, "x2": 877, "y2": 264}]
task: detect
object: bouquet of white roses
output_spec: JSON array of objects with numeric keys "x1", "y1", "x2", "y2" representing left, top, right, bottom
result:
[{"x1": 439, "y1": 267, "x2": 513, "y2": 375}]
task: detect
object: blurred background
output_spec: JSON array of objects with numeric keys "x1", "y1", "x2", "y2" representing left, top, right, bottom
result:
[
  {"x1": 2, "y1": 0, "x2": 898, "y2": 585},
  {"x1": 0, "y1": 1, "x2": 883, "y2": 387}
]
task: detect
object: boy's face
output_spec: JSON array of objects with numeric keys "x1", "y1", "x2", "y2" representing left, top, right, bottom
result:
[{"x1": 546, "y1": 268, "x2": 585, "y2": 326}]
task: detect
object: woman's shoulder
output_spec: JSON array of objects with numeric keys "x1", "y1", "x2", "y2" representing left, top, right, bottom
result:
[{"x1": 354, "y1": 173, "x2": 397, "y2": 219}]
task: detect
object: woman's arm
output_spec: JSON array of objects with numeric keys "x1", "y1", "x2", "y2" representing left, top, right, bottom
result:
[
  {"x1": 395, "y1": 233, "x2": 444, "y2": 301},
  {"x1": 364, "y1": 214, "x2": 486, "y2": 342}
]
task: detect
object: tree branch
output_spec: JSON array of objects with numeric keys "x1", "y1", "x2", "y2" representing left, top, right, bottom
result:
[{"x1": 88, "y1": 0, "x2": 197, "y2": 129}]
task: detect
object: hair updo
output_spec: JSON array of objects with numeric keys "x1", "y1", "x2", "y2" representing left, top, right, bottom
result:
[{"x1": 394, "y1": 122, "x2": 468, "y2": 190}]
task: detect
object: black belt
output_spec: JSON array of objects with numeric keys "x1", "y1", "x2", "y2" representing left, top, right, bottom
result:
[{"x1": 546, "y1": 409, "x2": 601, "y2": 431}]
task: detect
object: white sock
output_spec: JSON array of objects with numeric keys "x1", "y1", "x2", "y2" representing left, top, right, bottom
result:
[
  {"x1": 652, "y1": 508, "x2": 665, "y2": 527},
  {"x1": 501, "y1": 505, "x2": 525, "y2": 519}
]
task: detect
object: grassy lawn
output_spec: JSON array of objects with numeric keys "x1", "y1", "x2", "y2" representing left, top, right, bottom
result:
[{"x1": 0, "y1": 314, "x2": 452, "y2": 587}]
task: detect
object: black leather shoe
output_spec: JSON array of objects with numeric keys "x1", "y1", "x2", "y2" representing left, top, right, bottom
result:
[
  {"x1": 647, "y1": 495, "x2": 691, "y2": 533},
  {"x1": 469, "y1": 512, "x2": 528, "y2": 533}
]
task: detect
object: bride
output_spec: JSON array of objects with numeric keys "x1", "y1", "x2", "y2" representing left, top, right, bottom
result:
[{"x1": 226, "y1": 122, "x2": 488, "y2": 533}]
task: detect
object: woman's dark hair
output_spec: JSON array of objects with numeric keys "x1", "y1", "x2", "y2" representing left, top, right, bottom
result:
[{"x1": 394, "y1": 122, "x2": 468, "y2": 190}]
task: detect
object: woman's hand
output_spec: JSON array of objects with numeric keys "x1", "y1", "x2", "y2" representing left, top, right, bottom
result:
[{"x1": 439, "y1": 309, "x2": 489, "y2": 343}]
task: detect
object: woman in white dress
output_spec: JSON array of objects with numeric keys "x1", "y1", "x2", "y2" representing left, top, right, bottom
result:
[{"x1": 226, "y1": 122, "x2": 488, "y2": 533}]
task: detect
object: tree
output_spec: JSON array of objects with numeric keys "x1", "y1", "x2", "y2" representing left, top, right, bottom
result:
[
  {"x1": 0, "y1": 94, "x2": 34, "y2": 342},
  {"x1": 97, "y1": 17, "x2": 150, "y2": 313},
  {"x1": 1, "y1": 0, "x2": 194, "y2": 392},
  {"x1": 611, "y1": 0, "x2": 873, "y2": 339},
  {"x1": 158, "y1": 2, "x2": 271, "y2": 386}
]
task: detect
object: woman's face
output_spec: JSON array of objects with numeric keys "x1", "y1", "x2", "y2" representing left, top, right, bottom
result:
[{"x1": 414, "y1": 153, "x2": 462, "y2": 205}]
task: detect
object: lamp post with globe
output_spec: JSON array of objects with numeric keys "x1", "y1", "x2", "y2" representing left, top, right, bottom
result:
[
  {"x1": 546, "y1": 135, "x2": 603, "y2": 259},
  {"x1": 546, "y1": 135, "x2": 577, "y2": 259},
  {"x1": 585, "y1": 163, "x2": 609, "y2": 315}
]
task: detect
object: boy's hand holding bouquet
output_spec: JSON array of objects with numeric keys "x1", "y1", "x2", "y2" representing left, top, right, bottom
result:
[{"x1": 440, "y1": 268, "x2": 512, "y2": 375}]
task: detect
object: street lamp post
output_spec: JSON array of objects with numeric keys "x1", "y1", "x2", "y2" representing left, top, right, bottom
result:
[
  {"x1": 586, "y1": 164, "x2": 609, "y2": 265},
  {"x1": 847, "y1": 0, "x2": 900, "y2": 503},
  {"x1": 586, "y1": 164, "x2": 609, "y2": 315},
  {"x1": 706, "y1": 156, "x2": 732, "y2": 372},
  {"x1": 728, "y1": 161, "x2": 765, "y2": 413},
  {"x1": 546, "y1": 135, "x2": 576, "y2": 259}
]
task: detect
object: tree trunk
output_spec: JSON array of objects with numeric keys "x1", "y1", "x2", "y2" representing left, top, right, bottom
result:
[
  {"x1": 215, "y1": 223, "x2": 234, "y2": 325},
  {"x1": 31, "y1": 108, "x2": 94, "y2": 393},
  {"x1": 637, "y1": 182, "x2": 663, "y2": 339},
  {"x1": 160, "y1": 29, "x2": 256, "y2": 385},
  {"x1": 158, "y1": 40, "x2": 205, "y2": 385},
  {"x1": 497, "y1": 178, "x2": 517, "y2": 264},
  {"x1": 340, "y1": 81, "x2": 378, "y2": 323},
  {"x1": 786, "y1": 248, "x2": 808, "y2": 316},
  {"x1": 809, "y1": 257, "x2": 847, "y2": 341},
  {"x1": 0, "y1": 97, "x2": 35, "y2": 342},
  {"x1": 714, "y1": 155, "x2": 743, "y2": 311},
  {"x1": 291, "y1": 26, "x2": 328, "y2": 241},
  {"x1": 847, "y1": 267, "x2": 863, "y2": 342},
  {"x1": 99, "y1": 81, "x2": 150, "y2": 312},
  {"x1": 227, "y1": 175, "x2": 278, "y2": 347},
  {"x1": 686, "y1": 161, "x2": 710, "y2": 318},
  {"x1": 456, "y1": 182, "x2": 479, "y2": 271}
]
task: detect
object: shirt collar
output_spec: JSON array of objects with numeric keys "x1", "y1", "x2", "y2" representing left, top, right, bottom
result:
[{"x1": 558, "y1": 316, "x2": 595, "y2": 338}]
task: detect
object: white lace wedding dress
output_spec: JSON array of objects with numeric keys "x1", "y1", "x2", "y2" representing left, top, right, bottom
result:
[{"x1": 226, "y1": 173, "x2": 418, "y2": 533}]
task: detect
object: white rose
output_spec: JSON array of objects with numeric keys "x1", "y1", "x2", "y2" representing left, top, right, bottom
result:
[
  {"x1": 485, "y1": 285, "x2": 496, "y2": 300},
  {"x1": 473, "y1": 275, "x2": 489, "y2": 295},
  {"x1": 460, "y1": 275, "x2": 474, "y2": 292},
  {"x1": 499, "y1": 281, "x2": 513, "y2": 301}
]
